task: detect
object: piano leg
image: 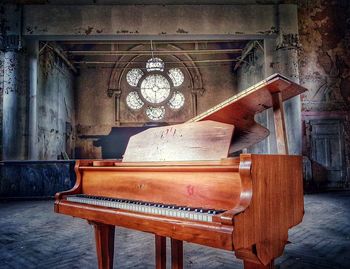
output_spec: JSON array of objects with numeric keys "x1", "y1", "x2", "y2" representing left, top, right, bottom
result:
[
  {"x1": 155, "y1": 235, "x2": 166, "y2": 269},
  {"x1": 93, "y1": 222, "x2": 115, "y2": 269},
  {"x1": 243, "y1": 260, "x2": 274, "y2": 269},
  {"x1": 171, "y1": 239, "x2": 183, "y2": 269}
]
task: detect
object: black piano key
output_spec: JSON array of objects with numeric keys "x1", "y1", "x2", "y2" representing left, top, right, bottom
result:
[
  {"x1": 195, "y1": 208, "x2": 205, "y2": 213},
  {"x1": 69, "y1": 194, "x2": 222, "y2": 221}
]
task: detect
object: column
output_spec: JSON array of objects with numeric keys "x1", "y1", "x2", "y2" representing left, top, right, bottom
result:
[
  {"x1": 27, "y1": 39, "x2": 39, "y2": 159},
  {"x1": 2, "y1": 51, "x2": 21, "y2": 160},
  {"x1": 273, "y1": 4, "x2": 302, "y2": 155}
]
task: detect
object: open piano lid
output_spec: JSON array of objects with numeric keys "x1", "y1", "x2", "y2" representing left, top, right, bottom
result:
[
  {"x1": 123, "y1": 74, "x2": 307, "y2": 162},
  {"x1": 187, "y1": 73, "x2": 307, "y2": 153}
]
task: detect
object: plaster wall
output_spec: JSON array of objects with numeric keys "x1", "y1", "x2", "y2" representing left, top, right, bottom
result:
[
  {"x1": 37, "y1": 48, "x2": 75, "y2": 160},
  {"x1": 1, "y1": 51, "x2": 27, "y2": 160},
  {"x1": 236, "y1": 46, "x2": 272, "y2": 154},
  {"x1": 22, "y1": 5, "x2": 277, "y2": 38},
  {"x1": 0, "y1": 52, "x2": 3, "y2": 159},
  {"x1": 296, "y1": 0, "x2": 350, "y2": 188},
  {"x1": 196, "y1": 62, "x2": 237, "y2": 115}
]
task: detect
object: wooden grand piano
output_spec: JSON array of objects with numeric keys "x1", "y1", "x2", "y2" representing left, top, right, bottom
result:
[{"x1": 55, "y1": 74, "x2": 306, "y2": 269}]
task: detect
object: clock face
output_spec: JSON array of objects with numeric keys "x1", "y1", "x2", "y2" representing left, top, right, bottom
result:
[{"x1": 140, "y1": 74, "x2": 171, "y2": 104}]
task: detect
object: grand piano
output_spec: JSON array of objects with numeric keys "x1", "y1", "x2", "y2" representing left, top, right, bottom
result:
[{"x1": 55, "y1": 74, "x2": 306, "y2": 269}]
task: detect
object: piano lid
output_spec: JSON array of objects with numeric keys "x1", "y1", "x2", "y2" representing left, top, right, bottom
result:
[{"x1": 187, "y1": 73, "x2": 307, "y2": 153}]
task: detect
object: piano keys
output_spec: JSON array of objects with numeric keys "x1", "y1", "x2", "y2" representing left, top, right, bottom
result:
[
  {"x1": 66, "y1": 194, "x2": 225, "y2": 222},
  {"x1": 55, "y1": 73, "x2": 307, "y2": 269}
]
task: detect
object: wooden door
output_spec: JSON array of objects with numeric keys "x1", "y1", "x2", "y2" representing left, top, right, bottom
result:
[{"x1": 310, "y1": 119, "x2": 346, "y2": 188}]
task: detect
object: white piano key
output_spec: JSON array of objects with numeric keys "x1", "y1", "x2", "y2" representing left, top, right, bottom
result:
[{"x1": 66, "y1": 195, "x2": 219, "y2": 223}]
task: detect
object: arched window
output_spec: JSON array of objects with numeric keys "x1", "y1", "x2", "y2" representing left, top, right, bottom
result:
[{"x1": 125, "y1": 57, "x2": 185, "y2": 121}]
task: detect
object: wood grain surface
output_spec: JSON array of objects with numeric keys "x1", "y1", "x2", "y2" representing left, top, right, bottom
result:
[
  {"x1": 155, "y1": 235, "x2": 166, "y2": 269},
  {"x1": 188, "y1": 74, "x2": 307, "y2": 153},
  {"x1": 123, "y1": 121, "x2": 234, "y2": 162},
  {"x1": 233, "y1": 154, "x2": 304, "y2": 265},
  {"x1": 79, "y1": 164, "x2": 242, "y2": 211}
]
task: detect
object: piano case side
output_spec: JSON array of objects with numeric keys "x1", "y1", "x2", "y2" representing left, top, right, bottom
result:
[
  {"x1": 54, "y1": 160, "x2": 85, "y2": 213},
  {"x1": 233, "y1": 154, "x2": 304, "y2": 266}
]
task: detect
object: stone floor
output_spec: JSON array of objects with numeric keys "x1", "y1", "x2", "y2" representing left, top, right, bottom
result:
[{"x1": 0, "y1": 192, "x2": 349, "y2": 269}]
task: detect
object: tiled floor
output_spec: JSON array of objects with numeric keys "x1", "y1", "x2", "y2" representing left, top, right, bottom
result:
[{"x1": 0, "y1": 192, "x2": 349, "y2": 269}]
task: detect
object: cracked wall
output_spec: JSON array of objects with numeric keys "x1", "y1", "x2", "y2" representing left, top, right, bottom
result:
[
  {"x1": 0, "y1": 51, "x2": 27, "y2": 160},
  {"x1": 0, "y1": 52, "x2": 3, "y2": 159},
  {"x1": 297, "y1": 0, "x2": 350, "y2": 188},
  {"x1": 37, "y1": 47, "x2": 75, "y2": 160}
]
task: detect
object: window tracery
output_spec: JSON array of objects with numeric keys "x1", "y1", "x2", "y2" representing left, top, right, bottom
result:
[
  {"x1": 126, "y1": 68, "x2": 144, "y2": 87},
  {"x1": 125, "y1": 57, "x2": 186, "y2": 121}
]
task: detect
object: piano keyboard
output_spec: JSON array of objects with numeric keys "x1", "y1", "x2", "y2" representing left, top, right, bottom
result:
[{"x1": 66, "y1": 194, "x2": 224, "y2": 222}]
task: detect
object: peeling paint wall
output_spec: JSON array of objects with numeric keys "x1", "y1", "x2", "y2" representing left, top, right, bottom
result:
[
  {"x1": 297, "y1": 0, "x2": 350, "y2": 188},
  {"x1": 298, "y1": 0, "x2": 350, "y2": 111},
  {"x1": 1, "y1": 51, "x2": 27, "y2": 160},
  {"x1": 0, "y1": 52, "x2": 3, "y2": 159},
  {"x1": 37, "y1": 47, "x2": 75, "y2": 160},
  {"x1": 22, "y1": 5, "x2": 277, "y2": 37}
]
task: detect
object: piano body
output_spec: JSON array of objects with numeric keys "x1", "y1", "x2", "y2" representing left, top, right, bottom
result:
[{"x1": 55, "y1": 74, "x2": 306, "y2": 269}]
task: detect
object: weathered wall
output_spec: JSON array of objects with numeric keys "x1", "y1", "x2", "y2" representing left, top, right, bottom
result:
[
  {"x1": 1, "y1": 51, "x2": 27, "y2": 160},
  {"x1": 0, "y1": 160, "x2": 75, "y2": 197},
  {"x1": 22, "y1": 5, "x2": 277, "y2": 38},
  {"x1": 236, "y1": 45, "x2": 271, "y2": 154},
  {"x1": 37, "y1": 47, "x2": 75, "y2": 160},
  {"x1": 298, "y1": 0, "x2": 350, "y2": 112},
  {"x1": 297, "y1": 0, "x2": 350, "y2": 188},
  {"x1": 197, "y1": 57, "x2": 236, "y2": 115},
  {"x1": 0, "y1": 52, "x2": 3, "y2": 159}
]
